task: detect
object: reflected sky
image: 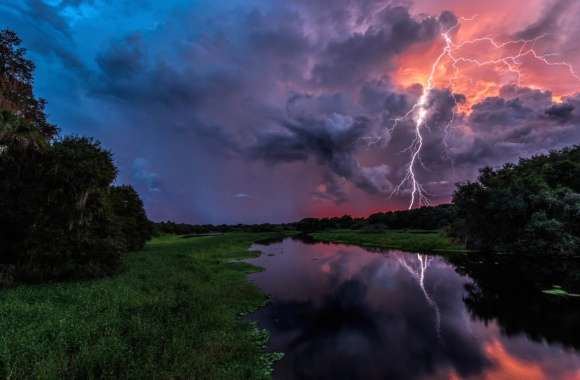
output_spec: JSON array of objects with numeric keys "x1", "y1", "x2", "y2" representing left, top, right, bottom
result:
[{"x1": 246, "y1": 239, "x2": 580, "y2": 380}]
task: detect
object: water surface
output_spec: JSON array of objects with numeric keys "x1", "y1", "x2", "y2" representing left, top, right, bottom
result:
[{"x1": 246, "y1": 238, "x2": 580, "y2": 380}]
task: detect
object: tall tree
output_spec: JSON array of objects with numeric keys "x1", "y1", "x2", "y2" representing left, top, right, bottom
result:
[{"x1": 0, "y1": 30, "x2": 57, "y2": 138}]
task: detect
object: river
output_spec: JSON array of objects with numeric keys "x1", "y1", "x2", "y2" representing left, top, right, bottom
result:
[{"x1": 246, "y1": 238, "x2": 580, "y2": 380}]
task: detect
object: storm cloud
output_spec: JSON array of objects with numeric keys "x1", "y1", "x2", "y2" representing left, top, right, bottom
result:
[{"x1": 2, "y1": 0, "x2": 580, "y2": 222}]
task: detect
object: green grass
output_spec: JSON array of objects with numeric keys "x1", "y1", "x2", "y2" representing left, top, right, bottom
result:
[
  {"x1": 0, "y1": 233, "x2": 288, "y2": 380},
  {"x1": 310, "y1": 229, "x2": 465, "y2": 252}
]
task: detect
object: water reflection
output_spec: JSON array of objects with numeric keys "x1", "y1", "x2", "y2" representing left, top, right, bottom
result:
[
  {"x1": 449, "y1": 253, "x2": 580, "y2": 352},
  {"x1": 397, "y1": 253, "x2": 442, "y2": 341},
  {"x1": 246, "y1": 238, "x2": 580, "y2": 380}
]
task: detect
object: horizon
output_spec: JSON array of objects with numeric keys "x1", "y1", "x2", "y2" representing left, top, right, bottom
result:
[{"x1": 2, "y1": 0, "x2": 580, "y2": 224}]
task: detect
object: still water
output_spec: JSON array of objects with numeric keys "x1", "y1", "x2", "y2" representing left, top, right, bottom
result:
[{"x1": 246, "y1": 238, "x2": 580, "y2": 380}]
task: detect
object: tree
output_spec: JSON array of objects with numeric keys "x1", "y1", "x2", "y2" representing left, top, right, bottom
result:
[
  {"x1": 0, "y1": 30, "x2": 56, "y2": 138},
  {"x1": 452, "y1": 146, "x2": 580, "y2": 255},
  {"x1": 0, "y1": 111, "x2": 49, "y2": 271},
  {"x1": 45, "y1": 136, "x2": 117, "y2": 231},
  {"x1": 110, "y1": 185, "x2": 153, "y2": 251},
  {"x1": 0, "y1": 110, "x2": 48, "y2": 151},
  {"x1": 12, "y1": 137, "x2": 122, "y2": 282}
]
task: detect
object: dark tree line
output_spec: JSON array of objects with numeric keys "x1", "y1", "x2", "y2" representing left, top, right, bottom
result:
[
  {"x1": 293, "y1": 205, "x2": 454, "y2": 233},
  {"x1": 154, "y1": 221, "x2": 295, "y2": 235},
  {"x1": 154, "y1": 206, "x2": 454, "y2": 237},
  {"x1": 0, "y1": 30, "x2": 151, "y2": 286},
  {"x1": 293, "y1": 215, "x2": 364, "y2": 233},
  {"x1": 367, "y1": 204, "x2": 454, "y2": 230}
]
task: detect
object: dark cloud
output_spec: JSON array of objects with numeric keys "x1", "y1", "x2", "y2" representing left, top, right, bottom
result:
[
  {"x1": 359, "y1": 79, "x2": 409, "y2": 116},
  {"x1": 311, "y1": 6, "x2": 440, "y2": 88},
  {"x1": 0, "y1": 1, "x2": 88, "y2": 76},
  {"x1": 449, "y1": 86, "x2": 580, "y2": 175},
  {"x1": 546, "y1": 103, "x2": 575, "y2": 122},
  {"x1": 312, "y1": 173, "x2": 349, "y2": 204},
  {"x1": 469, "y1": 97, "x2": 534, "y2": 133},
  {"x1": 251, "y1": 112, "x2": 391, "y2": 194},
  {"x1": 96, "y1": 35, "x2": 144, "y2": 78},
  {"x1": 438, "y1": 10, "x2": 458, "y2": 31}
]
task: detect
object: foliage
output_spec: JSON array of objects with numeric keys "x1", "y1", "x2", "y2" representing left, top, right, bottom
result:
[
  {"x1": 154, "y1": 221, "x2": 295, "y2": 235},
  {"x1": 0, "y1": 29, "x2": 56, "y2": 138},
  {"x1": 0, "y1": 30, "x2": 151, "y2": 284},
  {"x1": 0, "y1": 111, "x2": 49, "y2": 270},
  {"x1": 452, "y1": 146, "x2": 580, "y2": 254},
  {"x1": 295, "y1": 215, "x2": 361, "y2": 233},
  {"x1": 0, "y1": 130, "x2": 135, "y2": 282},
  {"x1": 21, "y1": 137, "x2": 123, "y2": 282},
  {"x1": 0, "y1": 233, "x2": 287, "y2": 379},
  {"x1": 292, "y1": 205, "x2": 454, "y2": 234},
  {"x1": 367, "y1": 204, "x2": 455, "y2": 230}
]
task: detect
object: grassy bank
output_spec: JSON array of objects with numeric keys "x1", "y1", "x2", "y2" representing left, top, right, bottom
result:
[
  {"x1": 0, "y1": 233, "x2": 287, "y2": 379},
  {"x1": 310, "y1": 229, "x2": 465, "y2": 252}
]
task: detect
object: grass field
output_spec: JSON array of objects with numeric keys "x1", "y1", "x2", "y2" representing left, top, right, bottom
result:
[
  {"x1": 0, "y1": 233, "x2": 288, "y2": 380},
  {"x1": 310, "y1": 229, "x2": 465, "y2": 252}
]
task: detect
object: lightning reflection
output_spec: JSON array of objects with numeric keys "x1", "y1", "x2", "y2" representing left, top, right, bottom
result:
[{"x1": 397, "y1": 253, "x2": 442, "y2": 341}]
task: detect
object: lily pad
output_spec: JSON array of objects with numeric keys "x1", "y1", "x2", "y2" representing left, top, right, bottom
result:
[{"x1": 542, "y1": 287, "x2": 580, "y2": 297}]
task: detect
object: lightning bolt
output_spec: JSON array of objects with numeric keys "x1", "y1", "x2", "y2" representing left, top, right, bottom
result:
[{"x1": 390, "y1": 16, "x2": 580, "y2": 209}]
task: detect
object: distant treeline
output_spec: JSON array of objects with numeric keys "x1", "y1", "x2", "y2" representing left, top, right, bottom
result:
[
  {"x1": 153, "y1": 222, "x2": 295, "y2": 235},
  {"x1": 154, "y1": 204, "x2": 455, "y2": 235},
  {"x1": 0, "y1": 30, "x2": 151, "y2": 286},
  {"x1": 294, "y1": 204, "x2": 455, "y2": 233}
]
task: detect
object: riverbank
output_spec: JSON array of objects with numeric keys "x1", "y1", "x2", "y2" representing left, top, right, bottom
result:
[
  {"x1": 0, "y1": 233, "x2": 287, "y2": 379},
  {"x1": 310, "y1": 229, "x2": 465, "y2": 252}
]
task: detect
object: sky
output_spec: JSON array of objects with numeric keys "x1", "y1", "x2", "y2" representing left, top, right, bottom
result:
[{"x1": 2, "y1": 0, "x2": 580, "y2": 224}]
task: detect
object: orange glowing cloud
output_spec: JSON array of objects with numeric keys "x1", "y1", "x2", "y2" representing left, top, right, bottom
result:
[{"x1": 394, "y1": 1, "x2": 580, "y2": 112}]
